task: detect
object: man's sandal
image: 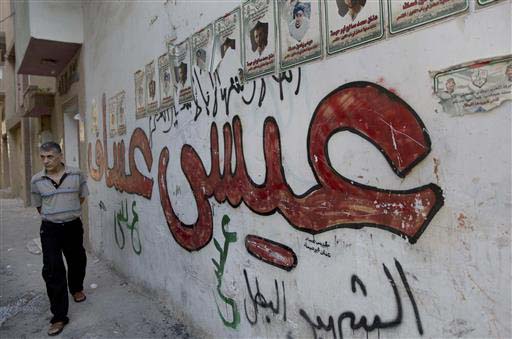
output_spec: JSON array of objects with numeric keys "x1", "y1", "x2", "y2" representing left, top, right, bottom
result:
[
  {"x1": 72, "y1": 291, "x2": 86, "y2": 303},
  {"x1": 48, "y1": 320, "x2": 68, "y2": 336}
]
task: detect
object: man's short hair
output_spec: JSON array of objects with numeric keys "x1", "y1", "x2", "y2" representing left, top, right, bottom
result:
[{"x1": 40, "y1": 141, "x2": 62, "y2": 154}]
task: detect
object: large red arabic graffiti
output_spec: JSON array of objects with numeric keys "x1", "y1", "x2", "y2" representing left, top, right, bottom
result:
[
  {"x1": 88, "y1": 94, "x2": 153, "y2": 199},
  {"x1": 158, "y1": 82, "x2": 444, "y2": 251}
]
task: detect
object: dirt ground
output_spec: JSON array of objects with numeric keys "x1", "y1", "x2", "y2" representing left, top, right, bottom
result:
[{"x1": 0, "y1": 198, "x2": 199, "y2": 338}]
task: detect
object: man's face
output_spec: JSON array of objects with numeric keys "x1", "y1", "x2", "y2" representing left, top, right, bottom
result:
[
  {"x1": 506, "y1": 66, "x2": 512, "y2": 81},
  {"x1": 254, "y1": 28, "x2": 262, "y2": 47},
  {"x1": 446, "y1": 79, "x2": 455, "y2": 93},
  {"x1": 295, "y1": 11, "x2": 304, "y2": 27},
  {"x1": 138, "y1": 87, "x2": 143, "y2": 103},
  {"x1": 344, "y1": 0, "x2": 354, "y2": 7},
  {"x1": 149, "y1": 81, "x2": 156, "y2": 98},
  {"x1": 40, "y1": 149, "x2": 63, "y2": 172},
  {"x1": 179, "y1": 68, "x2": 186, "y2": 83}
]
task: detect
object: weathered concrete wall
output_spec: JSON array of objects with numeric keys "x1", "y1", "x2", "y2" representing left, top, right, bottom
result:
[{"x1": 82, "y1": 1, "x2": 511, "y2": 338}]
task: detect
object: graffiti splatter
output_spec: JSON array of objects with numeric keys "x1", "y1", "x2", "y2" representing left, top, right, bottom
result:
[
  {"x1": 158, "y1": 82, "x2": 444, "y2": 252},
  {"x1": 212, "y1": 215, "x2": 240, "y2": 329},
  {"x1": 114, "y1": 199, "x2": 142, "y2": 255}
]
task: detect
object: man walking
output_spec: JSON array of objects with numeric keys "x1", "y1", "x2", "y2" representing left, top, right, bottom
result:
[{"x1": 30, "y1": 142, "x2": 89, "y2": 336}]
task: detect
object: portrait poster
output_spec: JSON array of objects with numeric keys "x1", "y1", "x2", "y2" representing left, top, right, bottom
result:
[
  {"x1": 145, "y1": 60, "x2": 159, "y2": 115},
  {"x1": 432, "y1": 55, "x2": 512, "y2": 116},
  {"x1": 324, "y1": 0, "x2": 384, "y2": 55},
  {"x1": 116, "y1": 91, "x2": 126, "y2": 135},
  {"x1": 212, "y1": 7, "x2": 243, "y2": 72},
  {"x1": 171, "y1": 39, "x2": 193, "y2": 104},
  {"x1": 108, "y1": 95, "x2": 117, "y2": 138},
  {"x1": 388, "y1": 0, "x2": 468, "y2": 35},
  {"x1": 242, "y1": 0, "x2": 276, "y2": 81},
  {"x1": 277, "y1": 0, "x2": 323, "y2": 71},
  {"x1": 191, "y1": 24, "x2": 214, "y2": 72},
  {"x1": 91, "y1": 98, "x2": 98, "y2": 137},
  {"x1": 134, "y1": 69, "x2": 145, "y2": 119},
  {"x1": 158, "y1": 53, "x2": 174, "y2": 109}
]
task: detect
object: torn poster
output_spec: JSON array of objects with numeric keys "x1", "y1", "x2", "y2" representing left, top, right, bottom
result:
[
  {"x1": 145, "y1": 60, "x2": 159, "y2": 115},
  {"x1": 191, "y1": 24, "x2": 214, "y2": 72},
  {"x1": 242, "y1": 0, "x2": 276, "y2": 81},
  {"x1": 171, "y1": 39, "x2": 194, "y2": 104},
  {"x1": 432, "y1": 55, "x2": 512, "y2": 116},
  {"x1": 212, "y1": 7, "x2": 242, "y2": 72}
]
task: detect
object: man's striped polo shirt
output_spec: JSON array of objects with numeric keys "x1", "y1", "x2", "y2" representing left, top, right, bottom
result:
[{"x1": 31, "y1": 166, "x2": 89, "y2": 223}]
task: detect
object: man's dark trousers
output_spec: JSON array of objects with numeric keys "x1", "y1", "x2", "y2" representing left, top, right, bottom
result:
[{"x1": 40, "y1": 218, "x2": 87, "y2": 323}]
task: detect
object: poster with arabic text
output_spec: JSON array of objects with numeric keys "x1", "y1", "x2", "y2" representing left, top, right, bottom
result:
[
  {"x1": 158, "y1": 53, "x2": 174, "y2": 109},
  {"x1": 212, "y1": 7, "x2": 243, "y2": 72},
  {"x1": 91, "y1": 99, "x2": 98, "y2": 137},
  {"x1": 277, "y1": 0, "x2": 323, "y2": 70},
  {"x1": 388, "y1": 0, "x2": 468, "y2": 35},
  {"x1": 171, "y1": 39, "x2": 193, "y2": 104},
  {"x1": 242, "y1": 0, "x2": 276, "y2": 81},
  {"x1": 145, "y1": 60, "x2": 159, "y2": 115},
  {"x1": 134, "y1": 70, "x2": 145, "y2": 119},
  {"x1": 325, "y1": 0, "x2": 383, "y2": 55},
  {"x1": 192, "y1": 24, "x2": 214, "y2": 72},
  {"x1": 116, "y1": 91, "x2": 126, "y2": 135},
  {"x1": 433, "y1": 55, "x2": 512, "y2": 116},
  {"x1": 108, "y1": 95, "x2": 117, "y2": 138}
]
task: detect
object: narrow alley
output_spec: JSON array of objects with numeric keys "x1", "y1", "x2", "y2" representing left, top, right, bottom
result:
[
  {"x1": 0, "y1": 198, "x2": 199, "y2": 338},
  {"x1": 0, "y1": 1, "x2": 510, "y2": 337}
]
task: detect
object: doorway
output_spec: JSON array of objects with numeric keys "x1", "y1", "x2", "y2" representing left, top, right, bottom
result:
[{"x1": 62, "y1": 97, "x2": 80, "y2": 168}]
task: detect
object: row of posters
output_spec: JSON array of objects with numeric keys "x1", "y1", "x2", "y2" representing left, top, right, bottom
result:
[{"x1": 132, "y1": 0, "x2": 493, "y2": 118}]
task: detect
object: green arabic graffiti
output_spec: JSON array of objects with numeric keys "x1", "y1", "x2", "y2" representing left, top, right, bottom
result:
[
  {"x1": 212, "y1": 215, "x2": 240, "y2": 329},
  {"x1": 114, "y1": 199, "x2": 142, "y2": 255}
]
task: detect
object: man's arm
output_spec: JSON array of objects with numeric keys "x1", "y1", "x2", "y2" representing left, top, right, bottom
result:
[
  {"x1": 31, "y1": 178, "x2": 42, "y2": 214},
  {"x1": 79, "y1": 171, "x2": 89, "y2": 205}
]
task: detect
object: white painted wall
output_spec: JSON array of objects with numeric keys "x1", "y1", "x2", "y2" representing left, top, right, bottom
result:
[{"x1": 82, "y1": 1, "x2": 511, "y2": 338}]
